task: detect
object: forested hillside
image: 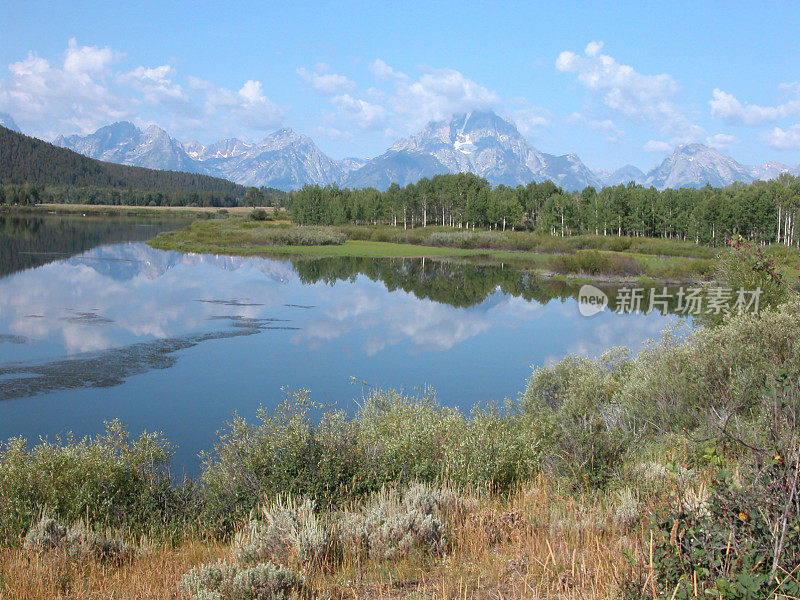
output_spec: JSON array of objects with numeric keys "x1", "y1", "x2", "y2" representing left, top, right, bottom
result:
[
  {"x1": 0, "y1": 126, "x2": 243, "y2": 193},
  {"x1": 0, "y1": 126, "x2": 294, "y2": 207}
]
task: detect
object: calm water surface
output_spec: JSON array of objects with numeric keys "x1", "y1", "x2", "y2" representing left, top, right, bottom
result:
[{"x1": 0, "y1": 214, "x2": 684, "y2": 473}]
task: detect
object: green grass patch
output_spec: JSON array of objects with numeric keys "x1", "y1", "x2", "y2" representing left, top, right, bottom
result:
[{"x1": 148, "y1": 220, "x2": 718, "y2": 281}]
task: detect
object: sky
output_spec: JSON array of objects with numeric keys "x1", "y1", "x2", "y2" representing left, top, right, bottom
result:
[{"x1": 1, "y1": 0, "x2": 799, "y2": 172}]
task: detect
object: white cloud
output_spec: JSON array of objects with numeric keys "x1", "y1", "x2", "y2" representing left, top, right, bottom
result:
[
  {"x1": 63, "y1": 38, "x2": 117, "y2": 75},
  {"x1": 709, "y1": 86, "x2": 800, "y2": 126},
  {"x1": 644, "y1": 140, "x2": 672, "y2": 152},
  {"x1": 392, "y1": 67, "x2": 499, "y2": 127},
  {"x1": 0, "y1": 47, "x2": 131, "y2": 137},
  {"x1": 762, "y1": 125, "x2": 800, "y2": 150},
  {"x1": 589, "y1": 118, "x2": 623, "y2": 139},
  {"x1": 370, "y1": 59, "x2": 408, "y2": 82},
  {"x1": 119, "y1": 65, "x2": 189, "y2": 107},
  {"x1": 297, "y1": 65, "x2": 356, "y2": 94},
  {"x1": 556, "y1": 41, "x2": 702, "y2": 141},
  {"x1": 0, "y1": 40, "x2": 285, "y2": 140},
  {"x1": 705, "y1": 132, "x2": 738, "y2": 150},
  {"x1": 302, "y1": 59, "x2": 500, "y2": 137},
  {"x1": 330, "y1": 94, "x2": 388, "y2": 129},
  {"x1": 315, "y1": 125, "x2": 350, "y2": 140},
  {"x1": 187, "y1": 77, "x2": 285, "y2": 131}
]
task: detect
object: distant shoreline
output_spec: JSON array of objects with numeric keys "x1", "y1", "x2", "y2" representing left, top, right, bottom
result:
[{"x1": 2, "y1": 203, "x2": 283, "y2": 217}]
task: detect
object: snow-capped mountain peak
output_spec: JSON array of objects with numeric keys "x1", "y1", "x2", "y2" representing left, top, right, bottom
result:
[
  {"x1": 645, "y1": 143, "x2": 754, "y2": 189},
  {"x1": 54, "y1": 121, "x2": 201, "y2": 173},
  {"x1": 358, "y1": 110, "x2": 601, "y2": 190}
]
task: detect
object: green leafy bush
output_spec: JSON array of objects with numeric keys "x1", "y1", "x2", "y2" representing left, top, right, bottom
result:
[
  {"x1": 0, "y1": 419, "x2": 193, "y2": 541},
  {"x1": 523, "y1": 349, "x2": 632, "y2": 487},
  {"x1": 200, "y1": 389, "x2": 542, "y2": 529}
]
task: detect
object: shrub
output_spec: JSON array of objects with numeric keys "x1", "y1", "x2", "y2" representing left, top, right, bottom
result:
[
  {"x1": 243, "y1": 225, "x2": 345, "y2": 246},
  {"x1": 522, "y1": 349, "x2": 632, "y2": 487},
  {"x1": 647, "y1": 370, "x2": 800, "y2": 598},
  {"x1": 549, "y1": 250, "x2": 642, "y2": 277},
  {"x1": 23, "y1": 514, "x2": 135, "y2": 561},
  {"x1": 336, "y1": 483, "x2": 472, "y2": 561},
  {"x1": 234, "y1": 496, "x2": 331, "y2": 567},
  {"x1": 0, "y1": 419, "x2": 191, "y2": 541},
  {"x1": 200, "y1": 391, "x2": 368, "y2": 530},
  {"x1": 356, "y1": 391, "x2": 543, "y2": 490},
  {"x1": 250, "y1": 208, "x2": 268, "y2": 221},
  {"x1": 650, "y1": 456, "x2": 800, "y2": 598},
  {"x1": 715, "y1": 238, "x2": 793, "y2": 310},
  {"x1": 179, "y1": 559, "x2": 303, "y2": 600},
  {"x1": 524, "y1": 303, "x2": 800, "y2": 487},
  {"x1": 201, "y1": 389, "x2": 541, "y2": 530}
]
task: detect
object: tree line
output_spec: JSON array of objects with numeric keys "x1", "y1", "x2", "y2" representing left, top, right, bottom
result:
[{"x1": 289, "y1": 172, "x2": 800, "y2": 246}]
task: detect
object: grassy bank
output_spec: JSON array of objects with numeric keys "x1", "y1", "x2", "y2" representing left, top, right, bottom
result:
[
  {"x1": 149, "y1": 218, "x2": 719, "y2": 282},
  {"x1": 1, "y1": 298, "x2": 799, "y2": 598}
]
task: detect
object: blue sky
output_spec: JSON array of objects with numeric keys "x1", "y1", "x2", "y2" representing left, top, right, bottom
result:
[{"x1": 1, "y1": 0, "x2": 799, "y2": 171}]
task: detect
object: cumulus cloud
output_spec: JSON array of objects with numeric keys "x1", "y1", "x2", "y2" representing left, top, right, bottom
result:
[
  {"x1": 391, "y1": 66, "x2": 499, "y2": 127},
  {"x1": 709, "y1": 85, "x2": 800, "y2": 126},
  {"x1": 762, "y1": 124, "x2": 800, "y2": 150},
  {"x1": 0, "y1": 45, "x2": 131, "y2": 137},
  {"x1": 705, "y1": 132, "x2": 738, "y2": 150},
  {"x1": 644, "y1": 140, "x2": 672, "y2": 153},
  {"x1": 63, "y1": 38, "x2": 117, "y2": 75},
  {"x1": 119, "y1": 65, "x2": 189, "y2": 107},
  {"x1": 557, "y1": 41, "x2": 703, "y2": 141},
  {"x1": 298, "y1": 59, "x2": 500, "y2": 135},
  {"x1": 297, "y1": 64, "x2": 356, "y2": 94},
  {"x1": 370, "y1": 59, "x2": 408, "y2": 82},
  {"x1": 0, "y1": 40, "x2": 285, "y2": 140},
  {"x1": 330, "y1": 94, "x2": 388, "y2": 129},
  {"x1": 187, "y1": 77, "x2": 285, "y2": 131}
]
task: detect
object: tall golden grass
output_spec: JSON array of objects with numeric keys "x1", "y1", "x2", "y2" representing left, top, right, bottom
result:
[{"x1": 0, "y1": 477, "x2": 652, "y2": 600}]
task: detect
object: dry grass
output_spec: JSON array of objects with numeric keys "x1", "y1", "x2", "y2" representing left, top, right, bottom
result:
[
  {"x1": 318, "y1": 478, "x2": 645, "y2": 600},
  {"x1": 0, "y1": 540, "x2": 227, "y2": 600},
  {"x1": 0, "y1": 479, "x2": 648, "y2": 600}
]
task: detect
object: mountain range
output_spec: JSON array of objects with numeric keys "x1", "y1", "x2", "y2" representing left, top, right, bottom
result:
[{"x1": 36, "y1": 110, "x2": 800, "y2": 191}]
